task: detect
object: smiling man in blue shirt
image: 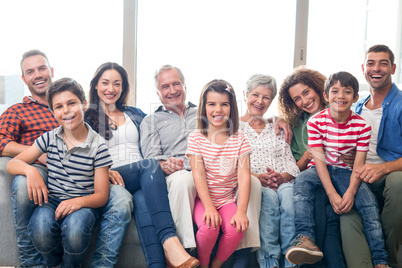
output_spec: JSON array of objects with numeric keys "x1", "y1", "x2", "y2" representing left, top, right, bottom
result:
[{"x1": 340, "y1": 44, "x2": 402, "y2": 268}]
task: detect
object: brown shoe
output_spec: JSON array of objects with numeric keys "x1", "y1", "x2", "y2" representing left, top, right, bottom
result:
[
  {"x1": 375, "y1": 264, "x2": 389, "y2": 268},
  {"x1": 166, "y1": 256, "x2": 200, "y2": 268},
  {"x1": 285, "y1": 234, "x2": 323, "y2": 264}
]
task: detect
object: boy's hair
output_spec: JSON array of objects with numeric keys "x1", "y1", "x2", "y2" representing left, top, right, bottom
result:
[
  {"x1": 245, "y1": 74, "x2": 277, "y2": 99},
  {"x1": 324, "y1": 71, "x2": 359, "y2": 98},
  {"x1": 365, "y1": 44, "x2": 395, "y2": 66},
  {"x1": 20, "y1": 49, "x2": 50, "y2": 74},
  {"x1": 197, "y1": 79, "x2": 239, "y2": 137},
  {"x1": 47, "y1": 78, "x2": 86, "y2": 111}
]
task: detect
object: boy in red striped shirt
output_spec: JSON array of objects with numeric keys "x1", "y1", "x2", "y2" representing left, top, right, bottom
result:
[{"x1": 286, "y1": 72, "x2": 389, "y2": 268}]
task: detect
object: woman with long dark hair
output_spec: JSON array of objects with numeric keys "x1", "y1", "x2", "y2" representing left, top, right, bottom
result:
[{"x1": 85, "y1": 62, "x2": 199, "y2": 268}]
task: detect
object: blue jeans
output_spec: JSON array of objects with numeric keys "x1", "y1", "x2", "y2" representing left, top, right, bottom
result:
[
  {"x1": 28, "y1": 197, "x2": 102, "y2": 268},
  {"x1": 114, "y1": 159, "x2": 176, "y2": 267},
  {"x1": 300, "y1": 187, "x2": 345, "y2": 268},
  {"x1": 133, "y1": 190, "x2": 166, "y2": 268},
  {"x1": 257, "y1": 182, "x2": 296, "y2": 268},
  {"x1": 293, "y1": 166, "x2": 388, "y2": 266},
  {"x1": 11, "y1": 164, "x2": 48, "y2": 268},
  {"x1": 91, "y1": 184, "x2": 133, "y2": 267}
]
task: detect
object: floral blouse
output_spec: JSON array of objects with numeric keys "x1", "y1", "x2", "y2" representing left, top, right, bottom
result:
[{"x1": 240, "y1": 121, "x2": 300, "y2": 179}]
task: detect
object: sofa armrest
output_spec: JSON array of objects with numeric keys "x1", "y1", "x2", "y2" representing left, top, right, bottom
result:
[{"x1": 0, "y1": 157, "x2": 20, "y2": 266}]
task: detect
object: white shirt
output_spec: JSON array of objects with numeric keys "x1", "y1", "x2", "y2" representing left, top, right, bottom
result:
[
  {"x1": 360, "y1": 105, "x2": 386, "y2": 164},
  {"x1": 107, "y1": 113, "x2": 143, "y2": 168}
]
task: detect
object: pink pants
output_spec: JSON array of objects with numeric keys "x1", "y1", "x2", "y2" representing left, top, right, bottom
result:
[{"x1": 193, "y1": 198, "x2": 245, "y2": 265}]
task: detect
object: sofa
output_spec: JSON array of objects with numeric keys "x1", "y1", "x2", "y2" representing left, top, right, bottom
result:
[
  {"x1": 0, "y1": 155, "x2": 262, "y2": 268},
  {"x1": 0, "y1": 157, "x2": 146, "y2": 267}
]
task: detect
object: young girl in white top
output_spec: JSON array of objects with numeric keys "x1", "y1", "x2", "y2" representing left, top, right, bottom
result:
[{"x1": 187, "y1": 79, "x2": 252, "y2": 268}]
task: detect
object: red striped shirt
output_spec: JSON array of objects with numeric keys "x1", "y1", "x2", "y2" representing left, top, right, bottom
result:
[
  {"x1": 186, "y1": 131, "x2": 251, "y2": 209},
  {"x1": 0, "y1": 96, "x2": 59, "y2": 154},
  {"x1": 307, "y1": 108, "x2": 371, "y2": 170}
]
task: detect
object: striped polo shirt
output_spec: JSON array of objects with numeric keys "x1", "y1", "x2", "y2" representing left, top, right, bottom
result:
[
  {"x1": 307, "y1": 108, "x2": 371, "y2": 170},
  {"x1": 35, "y1": 123, "x2": 113, "y2": 200},
  {"x1": 186, "y1": 131, "x2": 252, "y2": 209}
]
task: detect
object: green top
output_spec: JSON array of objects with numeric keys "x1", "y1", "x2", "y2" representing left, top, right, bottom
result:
[{"x1": 290, "y1": 111, "x2": 310, "y2": 162}]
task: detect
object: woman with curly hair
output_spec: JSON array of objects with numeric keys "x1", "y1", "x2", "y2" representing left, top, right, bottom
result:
[{"x1": 278, "y1": 66, "x2": 345, "y2": 268}]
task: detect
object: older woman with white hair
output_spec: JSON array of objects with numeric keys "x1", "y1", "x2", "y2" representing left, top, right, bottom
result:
[{"x1": 240, "y1": 74, "x2": 300, "y2": 268}]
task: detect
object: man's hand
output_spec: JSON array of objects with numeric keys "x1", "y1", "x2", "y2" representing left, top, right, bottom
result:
[
  {"x1": 160, "y1": 157, "x2": 185, "y2": 175},
  {"x1": 109, "y1": 170, "x2": 125, "y2": 186},
  {"x1": 26, "y1": 167, "x2": 48, "y2": 206},
  {"x1": 356, "y1": 163, "x2": 388, "y2": 183},
  {"x1": 273, "y1": 117, "x2": 293, "y2": 144}
]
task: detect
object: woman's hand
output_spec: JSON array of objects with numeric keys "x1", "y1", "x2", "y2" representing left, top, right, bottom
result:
[
  {"x1": 203, "y1": 206, "x2": 222, "y2": 230},
  {"x1": 273, "y1": 116, "x2": 293, "y2": 144},
  {"x1": 109, "y1": 170, "x2": 125, "y2": 186},
  {"x1": 257, "y1": 167, "x2": 285, "y2": 191},
  {"x1": 231, "y1": 210, "x2": 249, "y2": 232}
]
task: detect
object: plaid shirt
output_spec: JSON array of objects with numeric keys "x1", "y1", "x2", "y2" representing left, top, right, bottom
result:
[{"x1": 0, "y1": 96, "x2": 59, "y2": 154}]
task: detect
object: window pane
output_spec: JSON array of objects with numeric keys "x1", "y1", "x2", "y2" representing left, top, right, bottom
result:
[
  {"x1": 137, "y1": 0, "x2": 296, "y2": 116},
  {"x1": 0, "y1": 0, "x2": 123, "y2": 111},
  {"x1": 308, "y1": 0, "x2": 399, "y2": 87}
]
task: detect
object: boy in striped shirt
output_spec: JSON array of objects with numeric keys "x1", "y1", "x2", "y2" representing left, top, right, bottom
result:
[
  {"x1": 286, "y1": 72, "x2": 389, "y2": 268},
  {"x1": 7, "y1": 78, "x2": 112, "y2": 267}
]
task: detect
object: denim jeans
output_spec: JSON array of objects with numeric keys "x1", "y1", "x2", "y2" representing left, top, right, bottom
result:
[
  {"x1": 293, "y1": 166, "x2": 388, "y2": 266},
  {"x1": 28, "y1": 197, "x2": 102, "y2": 268},
  {"x1": 11, "y1": 164, "x2": 48, "y2": 268},
  {"x1": 257, "y1": 182, "x2": 296, "y2": 268},
  {"x1": 133, "y1": 190, "x2": 166, "y2": 268},
  {"x1": 300, "y1": 188, "x2": 345, "y2": 268},
  {"x1": 91, "y1": 184, "x2": 133, "y2": 267},
  {"x1": 113, "y1": 159, "x2": 176, "y2": 267}
]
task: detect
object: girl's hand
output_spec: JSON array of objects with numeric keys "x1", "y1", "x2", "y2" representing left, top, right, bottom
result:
[
  {"x1": 231, "y1": 211, "x2": 249, "y2": 232},
  {"x1": 339, "y1": 190, "x2": 355, "y2": 214},
  {"x1": 26, "y1": 167, "x2": 48, "y2": 206},
  {"x1": 203, "y1": 207, "x2": 222, "y2": 230},
  {"x1": 109, "y1": 170, "x2": 125, "y2": 186},
  {"x1": 55, "y1": 198, "x2": 84, "y2": 220},
  {"x1": 328, "y1": 192, "x2": 343, "y2": 214}
]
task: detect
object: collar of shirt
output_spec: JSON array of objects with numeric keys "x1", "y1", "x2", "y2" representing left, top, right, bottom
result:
[
  {"x1": 155, "y1": 102, "x2": 196, "y2": 113},
  {"x1": 55, "y1": 122, "x2": 98, "y2": 149}
]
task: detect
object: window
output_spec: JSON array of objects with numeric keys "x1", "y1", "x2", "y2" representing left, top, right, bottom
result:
[
  {"x1": 136, "y1": 0, "x2": 297, "y2": 116},
  {"x1": 0, "y1": 0, "x2": 123, "y2": 112},
  {"x1": 307, "y1": 0, "x2": 401, "y2": 87}
]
